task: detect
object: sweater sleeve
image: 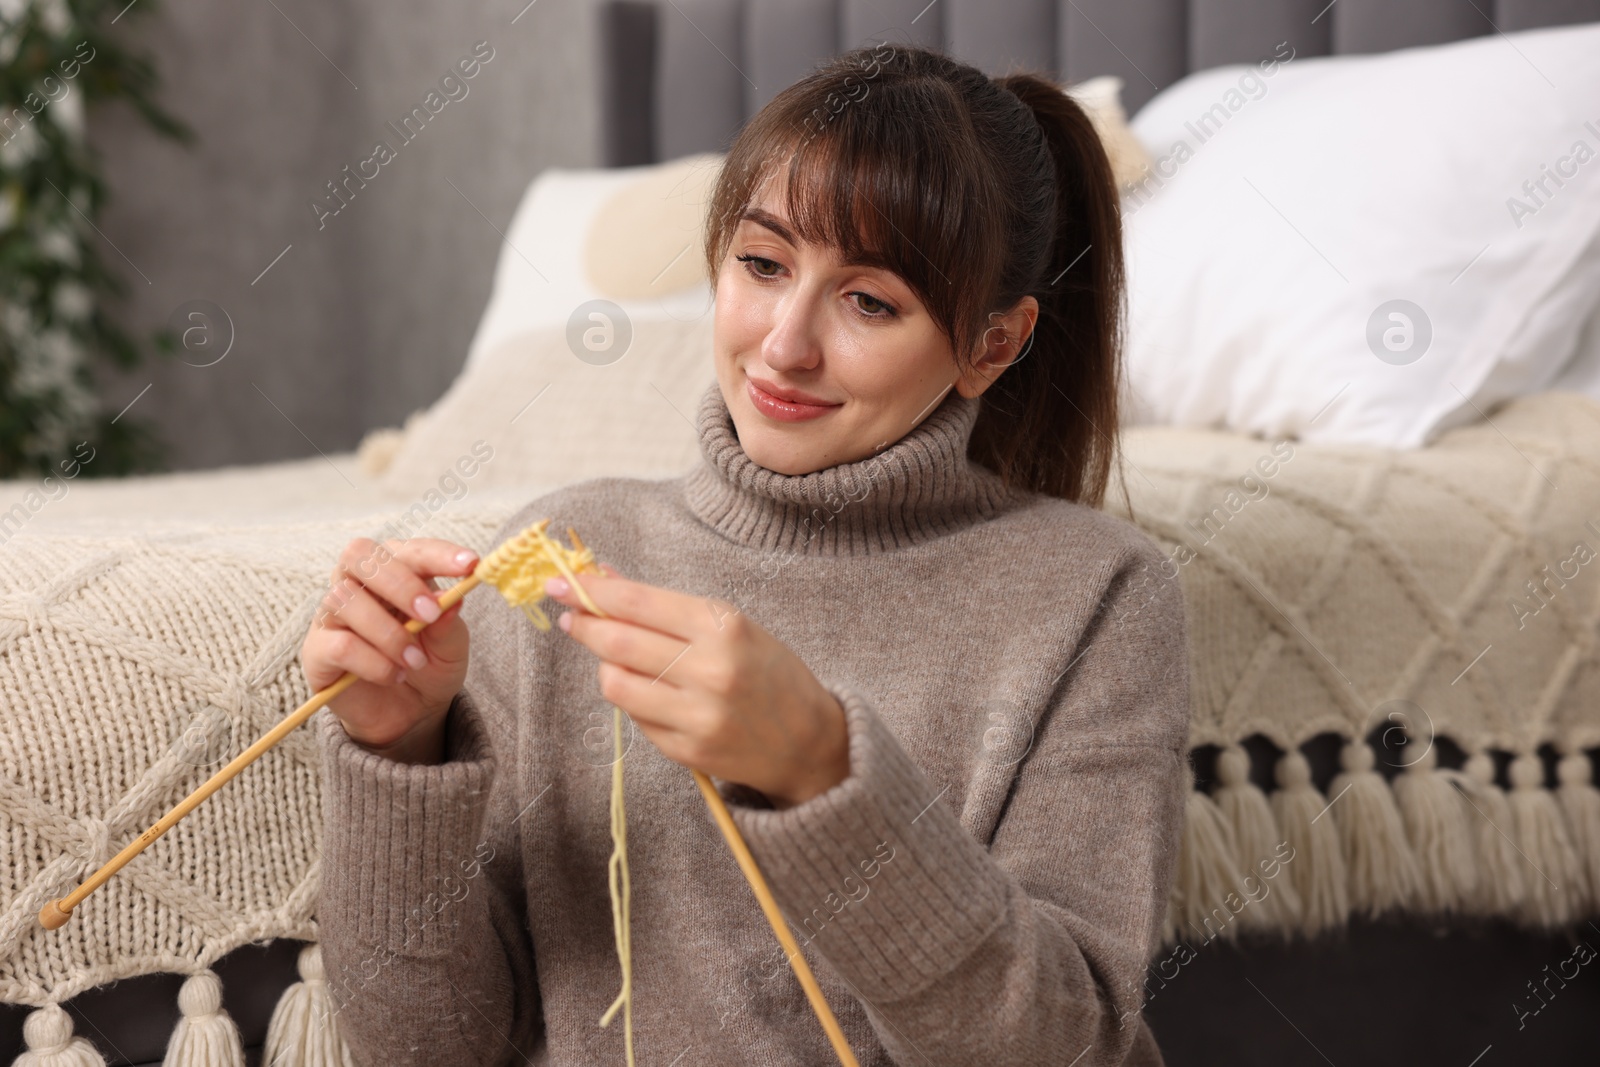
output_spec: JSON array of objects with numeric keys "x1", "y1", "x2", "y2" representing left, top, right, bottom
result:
[
  {"x1": 313, "y1": 586, "x2": 542, "y2": 1067},
  {"x1": 723, "y1": 547, "x2": 1192, "y2": 1066}
]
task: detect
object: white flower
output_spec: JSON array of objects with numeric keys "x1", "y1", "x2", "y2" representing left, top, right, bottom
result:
[
  {"x1": 38, "y1": 225, "x2": 77, "y2": 264},
  {"x1": 53, "y1": 279, "x2": 91, "y2": 320},
  {"x1": 0, "y1": 116, "x2": 38, "y2": 168},
  {"x1": 50, "y1": 89, "x2": 82, "y2": 136},
  {"x1": 38, "y1": 0, "x2": 69, "y2": 38}
]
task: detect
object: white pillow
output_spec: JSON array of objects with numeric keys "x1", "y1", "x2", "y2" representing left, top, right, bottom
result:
[
  {"x1": 1120, "y1": 22, "x2": 1600, "y2": 448},
  {"x1": 1547, "y1": 287, "x2": 1600, "y2": 400},
  {"x1": 461, "y1": 155, "x2": 720, "y2": 374}
]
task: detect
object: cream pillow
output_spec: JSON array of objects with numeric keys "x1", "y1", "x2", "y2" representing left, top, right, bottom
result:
[
  {"x1": 1065, "y1": 75, "x2": 1151, "y2": 190},
  {"x1": 459, "y1": 157, "x2": 719, "y2": 376},
  {"x1": 379, "y1": 309, "x2": 719, "y2": 496},
  {"x1": 584, "y1": 153, "x2": 723, "y2": 299}
]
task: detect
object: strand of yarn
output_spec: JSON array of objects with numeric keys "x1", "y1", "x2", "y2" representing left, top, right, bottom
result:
[
  {"x1": 597, "y1": 703, "x2": 635, "y2": 1066},
  {"x1": 1459, "y1": 752, "x2": 1525, "y2": 916},
  {"x1": 1506, "y1": 753, "x2": 1584, "y2": 927},
  {"x1": 262, "y1": 943, "x2": 356, "y2": 1067},
  {"x1": 14, "y1": 1003, "x2": 107, "y2": 1066},
  {"x1": 1556, "y1": 749, "x2": 1600, "y2": 914},
  {"x1": 1391, "y1": 742, "x2": 1477, "y2": 913},
  {"x1": 1210, "y1": 745, "x2": 1300, "y2": 932},
  {"x1": 485, "y1": 527, "x2": 632, "y2": 1060},
  {"x1": 1329, "y1": 738, "x2": 1421, "y2": 919},
  {"x1": 1171, "y1": 783, "x2": 1246, "y2": 944},
  {"x1": 1269, "y1": 750, "x2": 1349, "y2": 935},
  {"x1": 161, "y1": 971, "x2": 245, "y2": 1067}
]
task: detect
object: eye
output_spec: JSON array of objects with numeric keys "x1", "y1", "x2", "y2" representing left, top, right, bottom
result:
[
  {"x1": 849, "y1": 291, "x2": 896, "y2": 319},
  {"x1": 735, "y1": 253, "x2": 781, "y2": 279}
]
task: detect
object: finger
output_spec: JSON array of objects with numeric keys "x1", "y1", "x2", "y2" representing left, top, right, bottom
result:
[
  {"x1": 593, "y1": 660, "x2": 698, "y2": 738},
  {"x1": 318, "y1": 572, "x2": 372, "y2": 629},
  {"x1": 418, "y1": 599, "x2": 470, "y2": 668},
  {"x1": 389, "y1": 537, "x2": 481, "y2": 578},
  {"x1": 563, "y1": 612, "x2": 695, "y2": 691},
  {"x1": 547, "y1": 571, "x2": 709, "y2": 643},
  {"x1": 337, "y1": 538, "x2": 468, "y2": 626},
  {"x1": 323, "y1": 582, "x2": 429, "y2": 674},
  {"x1": 308, "y1": 625, "x2": 406, "y2": 691}
]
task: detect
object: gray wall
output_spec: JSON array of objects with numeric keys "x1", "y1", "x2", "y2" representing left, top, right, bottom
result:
[{"x1": 86, "y1": 0, "x2": 599, "y2": 471}]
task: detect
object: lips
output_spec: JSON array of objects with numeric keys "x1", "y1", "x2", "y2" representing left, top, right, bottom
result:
[
  {"x1": 747, "y1": 376, "x2": 838, "y2": 407},
  {"x1": 745, "y1": 376, "x2": 842, "y2": 422}
]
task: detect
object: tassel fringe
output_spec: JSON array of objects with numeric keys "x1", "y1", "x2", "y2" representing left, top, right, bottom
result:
[
  {"x1": 161, "y1": 971, "x2": 245, "y2": 1067},
  {"x1": 263, "y1": 943, "x2": 356, "y2": 1067},
  {"x1": 1212, "y1": 745, "x2": 1302, "y2": 932},
  {"x1": 1460, "y1": 752, "x2": 1526, "y2": 916},
  {"x1": 1329, "y1": 740, "x2": 1421, "y2": 919},
  {"x1": 1556, "y1": 750, "x2": 1600, "y2": 914},
  {"x1": 1268, "y1": 750, "x2": 1349, "y2": 935},
  {"x1": 1506, "y1": 754, "x2": 1585, "y2": 927},
  {"x1": 1391, "y1": 742, "x2": 1479, "y2": 914},
  {"x1": 1169, "y1": 786, "x2": 1247, "y2": 944},
  {"x1": 13, "y1": 1004, "x2": 106, "y2": 1066},
  {"x1": 1159, "y1": 739, "x2": 1599, "y2": 945}
]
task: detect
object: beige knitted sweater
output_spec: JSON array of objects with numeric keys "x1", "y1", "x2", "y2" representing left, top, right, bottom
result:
[{"x1": 313, "y1": 380, "x2": 1192, "y2": 1066}]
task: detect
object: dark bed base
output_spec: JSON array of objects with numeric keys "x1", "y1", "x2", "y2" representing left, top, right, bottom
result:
[{"x1": 4, "y1": 918, "x2": 1596, "y2": 1065}]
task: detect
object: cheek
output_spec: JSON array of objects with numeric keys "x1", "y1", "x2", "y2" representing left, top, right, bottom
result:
[{"x1": 716, "y1": 269, "x2": 773, "y2": 347}]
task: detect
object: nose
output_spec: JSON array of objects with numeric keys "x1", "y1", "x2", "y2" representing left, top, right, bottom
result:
[{"x1": 759, "y1": 284, "x2": 824, "y2": 374}]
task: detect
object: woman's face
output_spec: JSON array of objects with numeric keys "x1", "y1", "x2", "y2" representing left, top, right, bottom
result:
[{"x1": 712, "y1": 172, "x2": 1037, "y2": 476}]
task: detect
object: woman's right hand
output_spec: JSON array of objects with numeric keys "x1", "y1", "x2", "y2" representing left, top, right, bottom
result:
[{"x1": 300, "y1": 537, "x2": 480, "y2": 764}]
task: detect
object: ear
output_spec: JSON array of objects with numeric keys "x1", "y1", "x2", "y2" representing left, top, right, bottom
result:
[{"x1": 956, "y1": 295, "x2": 1038, "y2": 398}]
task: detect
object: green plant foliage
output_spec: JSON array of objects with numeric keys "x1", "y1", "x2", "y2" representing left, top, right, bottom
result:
[{"x1": 0, "y1": 0, "x2": 191, "y2": 479}]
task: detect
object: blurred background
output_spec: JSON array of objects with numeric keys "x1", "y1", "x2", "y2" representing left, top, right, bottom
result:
[{"x1": 8, "y1": 0, "x2": 594, "y2": 475}]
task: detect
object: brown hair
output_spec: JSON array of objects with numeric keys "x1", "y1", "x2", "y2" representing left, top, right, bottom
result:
[{"x1": 703, "y1": 43, "x2": 1130, "y2": 511}]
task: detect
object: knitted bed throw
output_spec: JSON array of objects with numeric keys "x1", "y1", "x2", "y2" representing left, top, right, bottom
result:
[
  {"x1": 0, "y1": 505, "x2": 522, "y2": 1064},
  {"x1": 1103, "y1": 390, "x2": 1600, "y2": 946}
]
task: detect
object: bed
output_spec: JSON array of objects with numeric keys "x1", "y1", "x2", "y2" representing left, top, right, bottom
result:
[{"x1": 4, "y1": 1, "x2": 1600, "y2": 1064}]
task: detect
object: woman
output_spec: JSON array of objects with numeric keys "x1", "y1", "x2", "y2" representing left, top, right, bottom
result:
[{"x1": 301, "y1": 42, "x2": 1191, "y2": 1067}]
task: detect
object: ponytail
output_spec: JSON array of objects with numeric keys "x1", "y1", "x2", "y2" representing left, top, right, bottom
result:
[{"x1": 977, "y1": 72, "x2": 1129, "y2": 512}]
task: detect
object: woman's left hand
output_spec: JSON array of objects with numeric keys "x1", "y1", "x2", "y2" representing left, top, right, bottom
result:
[{"x1": 543, "y1": 563, "x2": 850, "y2": 809}]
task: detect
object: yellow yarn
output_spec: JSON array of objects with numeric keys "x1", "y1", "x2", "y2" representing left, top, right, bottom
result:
[
  {"x1": 474, "y1": 521, "x2": 634, "y2": 1064},
  {"x1": 472, "y1": 518, "x2": 598, "y2": 629},
  {"x1": 597, "y1": 704, "x2": 634, "y2": 1063}
]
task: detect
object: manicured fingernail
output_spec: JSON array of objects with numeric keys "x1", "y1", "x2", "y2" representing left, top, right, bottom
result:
[
  {"x1": 558, "y1": 610, "x2": 573, "y2": 632},
  {"x1": 545, "y1": 576, "x2": 569, "y2": 597},
  {"x1": 403, "y1": 645, "x2": 427, "y2": 670},
  {"x1": 413, "y1": 595, "x2": 441, "y2": 623},
  {"x1": 455, "y1": 550, "x2": 477, "y2": 567}
]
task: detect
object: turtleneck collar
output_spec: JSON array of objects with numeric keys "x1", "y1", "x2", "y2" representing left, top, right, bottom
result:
[{"x1": 680, "y1": 379, "x2": 1026, "y2": 556}]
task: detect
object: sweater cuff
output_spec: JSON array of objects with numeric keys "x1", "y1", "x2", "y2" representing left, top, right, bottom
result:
[
  {"x1": 316, "y1": 692, "x2": 496, "y2": 957},
  {"x1": 725, "y1": 682, "x2": 1009, "y2": 1004}
]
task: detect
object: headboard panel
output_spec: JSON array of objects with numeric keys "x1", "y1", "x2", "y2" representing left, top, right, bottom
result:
[{"x1": 599, "y1": 0, "x2": 1600, "y2": 165}]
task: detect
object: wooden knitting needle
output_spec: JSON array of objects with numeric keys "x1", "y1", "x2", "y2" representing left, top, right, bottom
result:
[
  {"x1": 556, "y1": 570, "x2": 861, "y2": 1067},
  {"x1": 38, "y1": 567, "x2": 490, "y2": 931},
  {"x1": 691, "y1": 770, "x2": 861, "y2": 1066},
  {"x1": 39, "y1": 518, "x2": 592, "y2": 931},
  {"x1": 39, "y1": 523, "x2": 861, "y2": 1065}
]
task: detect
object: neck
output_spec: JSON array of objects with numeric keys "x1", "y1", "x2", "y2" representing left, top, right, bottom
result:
[{"x1": 681, "y1": 380, "x2": 1024, "y2": 556}]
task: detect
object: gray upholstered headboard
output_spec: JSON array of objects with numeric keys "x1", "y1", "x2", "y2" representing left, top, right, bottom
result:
[{"x1": 598, "y1": 0, "x2": 1600, "y2": 165}]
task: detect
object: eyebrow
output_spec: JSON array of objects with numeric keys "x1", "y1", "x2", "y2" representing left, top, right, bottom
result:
[{"x1": 738, "y1": 207, "x2": 886, "y2": 272}]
